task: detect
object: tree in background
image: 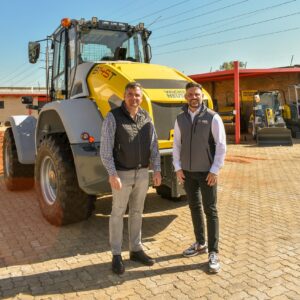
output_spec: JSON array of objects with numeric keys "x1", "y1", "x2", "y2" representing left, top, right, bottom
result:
[{"x1": 219, "y1": 61, "x2": 247, "y2": 70}]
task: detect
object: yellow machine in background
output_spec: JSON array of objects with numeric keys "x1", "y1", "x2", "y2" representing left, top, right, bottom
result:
[
  {"x1": 218, "y1": 89, "x2": 293, "y2": 145},
  {"x1": 248, "y1": 91, "x2": 292, "y2": 146},
  {"x1": 218, "y1": 90, "x2": 256, "y2": 134}
]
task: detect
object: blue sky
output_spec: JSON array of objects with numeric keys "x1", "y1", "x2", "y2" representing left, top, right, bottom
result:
[{"x1": 0, "y1": 0, "x2": 299, "y2": 87}]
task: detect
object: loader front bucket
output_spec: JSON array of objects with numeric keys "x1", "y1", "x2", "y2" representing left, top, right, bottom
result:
[{"x1": 256, "y1": 127, "x2": 293, "y2": 146}]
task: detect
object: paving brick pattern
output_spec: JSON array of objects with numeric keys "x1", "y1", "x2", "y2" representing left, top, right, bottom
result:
[{"x1": 0, "y1": 134, "x2": 300, "y2": 299}]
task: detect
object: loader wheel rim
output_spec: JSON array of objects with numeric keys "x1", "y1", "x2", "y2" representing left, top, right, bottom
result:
[
  {"x1": 40, "y1": 156, "x2": 57, "y2": 205},
  {"x1": 4, "y1": 142, "x2": 10, "y2": 176}
]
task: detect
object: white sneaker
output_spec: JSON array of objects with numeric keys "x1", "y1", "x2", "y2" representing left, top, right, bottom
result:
[
  {"x1": 182, "y1": 242, "x2": 208, "y2": 257},
  {"x1": 208, "y1": 252, "x2": 220, "y2": 273}
]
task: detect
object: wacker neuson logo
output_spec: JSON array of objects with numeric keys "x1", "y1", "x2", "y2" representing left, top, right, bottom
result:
[{"x1": 165, "y1": 90, "x2": 185, "y2": 99}]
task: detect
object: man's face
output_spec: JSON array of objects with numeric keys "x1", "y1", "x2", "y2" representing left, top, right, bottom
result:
[
  {"x1": 124, "y1": 87, "x2": 143, "y2": 109},
  {"x1": 185, "y1": 87, "x2": 203, "y2": 109}
]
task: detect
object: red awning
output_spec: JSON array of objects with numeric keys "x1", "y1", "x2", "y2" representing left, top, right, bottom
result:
[{"x1": 190, "y1": 67, "x2": 300, "y2": 83}]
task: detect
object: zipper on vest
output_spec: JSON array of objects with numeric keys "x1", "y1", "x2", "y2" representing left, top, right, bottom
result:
[
  {"x1": 136, "y1": 122, "x2": 142, "y2": 169},
  {"x1": 189, "y1": 114, "x2": 196, "y2": 170}
]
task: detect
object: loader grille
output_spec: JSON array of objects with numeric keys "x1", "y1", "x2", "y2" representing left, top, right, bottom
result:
[
  {"x1": 135, "y1": 79, "x2": 188, "y2": 89},
  {"x1": 151, "y1": 102, "x2": 184, "y2": 140}
]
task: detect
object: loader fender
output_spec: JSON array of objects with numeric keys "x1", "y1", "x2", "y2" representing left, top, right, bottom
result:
[
  {"x1": 36, "y1": 98, "x2": 102, "y2": 145},
  {"x1": 35, "y1": 98, "x2": 110, "y2": 195},
  {"x1": 6, "y1": 115, "x2": 37, "y2": 164}
]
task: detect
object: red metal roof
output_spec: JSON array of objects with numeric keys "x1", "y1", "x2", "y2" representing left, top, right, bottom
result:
[
  {"x1": 189, "y1": 67, "x2": 300, "y2": 83},
  {"x1": 0, "y1": 93, "x2": 46, "y2": 97}
]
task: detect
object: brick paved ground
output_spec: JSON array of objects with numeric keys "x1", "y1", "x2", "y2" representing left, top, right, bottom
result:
[{"x1": 0, "y1": 131, "x2": 300, "y2": 299}]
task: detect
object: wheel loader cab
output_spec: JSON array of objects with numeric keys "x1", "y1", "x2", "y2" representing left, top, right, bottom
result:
[
  {"x1": 253, "y1": 92, "x2": 281, "y2": 122},
  {"x1": 36, "y1": 18, "x2": 151, "y2": 101}
]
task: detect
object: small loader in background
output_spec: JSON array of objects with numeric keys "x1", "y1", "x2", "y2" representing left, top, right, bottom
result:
[{"x1": 248, "y1": 91, "x2": 293, "y2": 146}]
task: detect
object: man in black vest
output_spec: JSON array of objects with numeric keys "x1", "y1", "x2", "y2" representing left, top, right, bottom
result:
[
  {"x1": 173, "y1": 82, "x2": 226, "y2": 273},
  {"x1": 100, "y1": 82, "x2": 161, "y2": 275}
]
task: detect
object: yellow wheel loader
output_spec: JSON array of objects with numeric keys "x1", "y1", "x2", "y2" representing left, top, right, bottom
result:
[
  {"x1": 248, "y1": 91, "x2": 292, "y2": 146},
  {"x1": 2, "y1": 17, "x2": 213, "y2": 225}
]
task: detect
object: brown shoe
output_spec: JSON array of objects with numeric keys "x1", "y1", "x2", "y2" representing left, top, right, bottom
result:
[{"x1": 130, "y1": 250, "x2": 155, "y2": 266}]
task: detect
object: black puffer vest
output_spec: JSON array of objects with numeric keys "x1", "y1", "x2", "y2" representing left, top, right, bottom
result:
[{"x1": 111, "y1": 102, "x2": 153, "y2": 171}]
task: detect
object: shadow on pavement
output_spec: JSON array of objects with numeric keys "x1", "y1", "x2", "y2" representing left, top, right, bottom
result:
[
  {"x1": 0, "y1": 184, "x2": 186, "y2": 268},
  {"x1": 0, "y1": 254, "x2": 207, "y2": 298}
]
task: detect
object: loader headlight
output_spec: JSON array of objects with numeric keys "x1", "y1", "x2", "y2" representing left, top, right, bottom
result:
[
  {"x1": 81, "y1": 132, "x2": 95, "y2": 143},
  {"x1": 81, "y1": 132, "x2": 90, "y2": 140}
]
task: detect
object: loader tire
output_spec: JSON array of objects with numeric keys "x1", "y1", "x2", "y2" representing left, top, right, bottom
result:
[
  {"x1": 3, "y1": 128, "x2": 34, "y2": 190},
  {"x1": 35, "y1": 134, "x2": 95, "y2": 226}
]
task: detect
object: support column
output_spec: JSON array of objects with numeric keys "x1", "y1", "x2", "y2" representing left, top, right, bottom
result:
[{"x1": 234, "y1": 61, "x2": 240, "y2": 144}]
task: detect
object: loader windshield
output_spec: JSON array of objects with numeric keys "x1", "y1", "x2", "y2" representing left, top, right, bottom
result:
[
  {"x1": 258, "y1": 93, "x2": 280, "y2": 110},
  {"x1": 79, "y1": 29, "x2": 145, "y2": 63}
]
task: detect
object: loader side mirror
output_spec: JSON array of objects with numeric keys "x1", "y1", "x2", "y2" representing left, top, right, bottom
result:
[
  {"x1": 28, "y1": 42, "x2": 40, "y2": 64},
  {"x1": 21, "y1": 96, "x2": 33, "y2": 104}
]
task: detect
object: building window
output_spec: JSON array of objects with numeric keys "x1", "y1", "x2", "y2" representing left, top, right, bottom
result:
[{"x1": 0, "y1": 101, "x2": 4, "y2": 109}]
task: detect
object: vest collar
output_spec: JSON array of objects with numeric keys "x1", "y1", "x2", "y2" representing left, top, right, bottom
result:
[
  {"x1": 121, "y1": 101, "x2": 144, "y2": 120},
  {"x1": 182, "y1": 103, "x2": 207, "y2": 116}
]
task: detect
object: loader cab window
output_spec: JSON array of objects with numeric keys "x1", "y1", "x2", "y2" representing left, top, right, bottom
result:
[
  {"x1": 259, "y1": 93, "x2": 280, "y2": 110},
  {"x1": 79, "y1": 29, "x2": 146, "y2": 63},
  {"x1": 52, "y1": 30, "x2": 67, "y2": 100}
]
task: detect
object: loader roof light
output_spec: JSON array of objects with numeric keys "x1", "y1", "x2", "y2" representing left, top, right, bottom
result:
[
  {"x1": 137, "y1": 23, "x2": 144, "y2": 30},
  {"x1": 61, "y1": 18, "x2": 72, "y2": 28},
  {"x1": 91, "y1": 17, "x2": 98, "y2": 25},
  {"x1": 79, "y1": 18, "x2": 85, "y2": 25},
  {"x1": 99, "y1": 20, "x2": 127, "y2": 31}
]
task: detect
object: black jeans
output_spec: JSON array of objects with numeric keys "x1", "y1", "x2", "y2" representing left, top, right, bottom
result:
[{"x1": 183, "y1": 170, "x2": 219, "y2": 253}]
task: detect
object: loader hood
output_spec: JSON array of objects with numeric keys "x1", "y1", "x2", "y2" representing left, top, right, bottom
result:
[{"x1": 87, "y1": 62, "x2": 212, "y2": 148}]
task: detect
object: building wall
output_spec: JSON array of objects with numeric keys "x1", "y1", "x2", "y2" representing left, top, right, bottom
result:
[{"x1": 0, "y1": 96, "x2": 38, "y2": 124}]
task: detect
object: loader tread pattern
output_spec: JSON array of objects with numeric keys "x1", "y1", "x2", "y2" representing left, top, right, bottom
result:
[{"x1": 35, "y1": 134, "x2": 95, "y2": 226}]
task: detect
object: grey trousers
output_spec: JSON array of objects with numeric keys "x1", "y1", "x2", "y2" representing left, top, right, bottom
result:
[{"x1": 110, "y1": 168, "x2": 149, "y2": 255}]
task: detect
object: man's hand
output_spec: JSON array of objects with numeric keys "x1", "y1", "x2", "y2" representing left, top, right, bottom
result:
[
  {"x1": 109, "y1": 175, "x2": 122, "y2": 190},
  {"x1": 153, "y1": 171, "x2": 162, "y2": 187},
  {"x1": 176, "y1": 169, "x2": 185, "y2": 184},
  {"x1": 206, "y1": 172, "x2": 218, "y2": 186}
]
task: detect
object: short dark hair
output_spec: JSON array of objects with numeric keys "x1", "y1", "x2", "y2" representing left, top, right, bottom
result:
[
  {"x1": 125, "y1": 82, "x2": 142, "y2": 92},
  {"x1": 186, "y1": 82, "x2": 202, "y2": 91}
]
